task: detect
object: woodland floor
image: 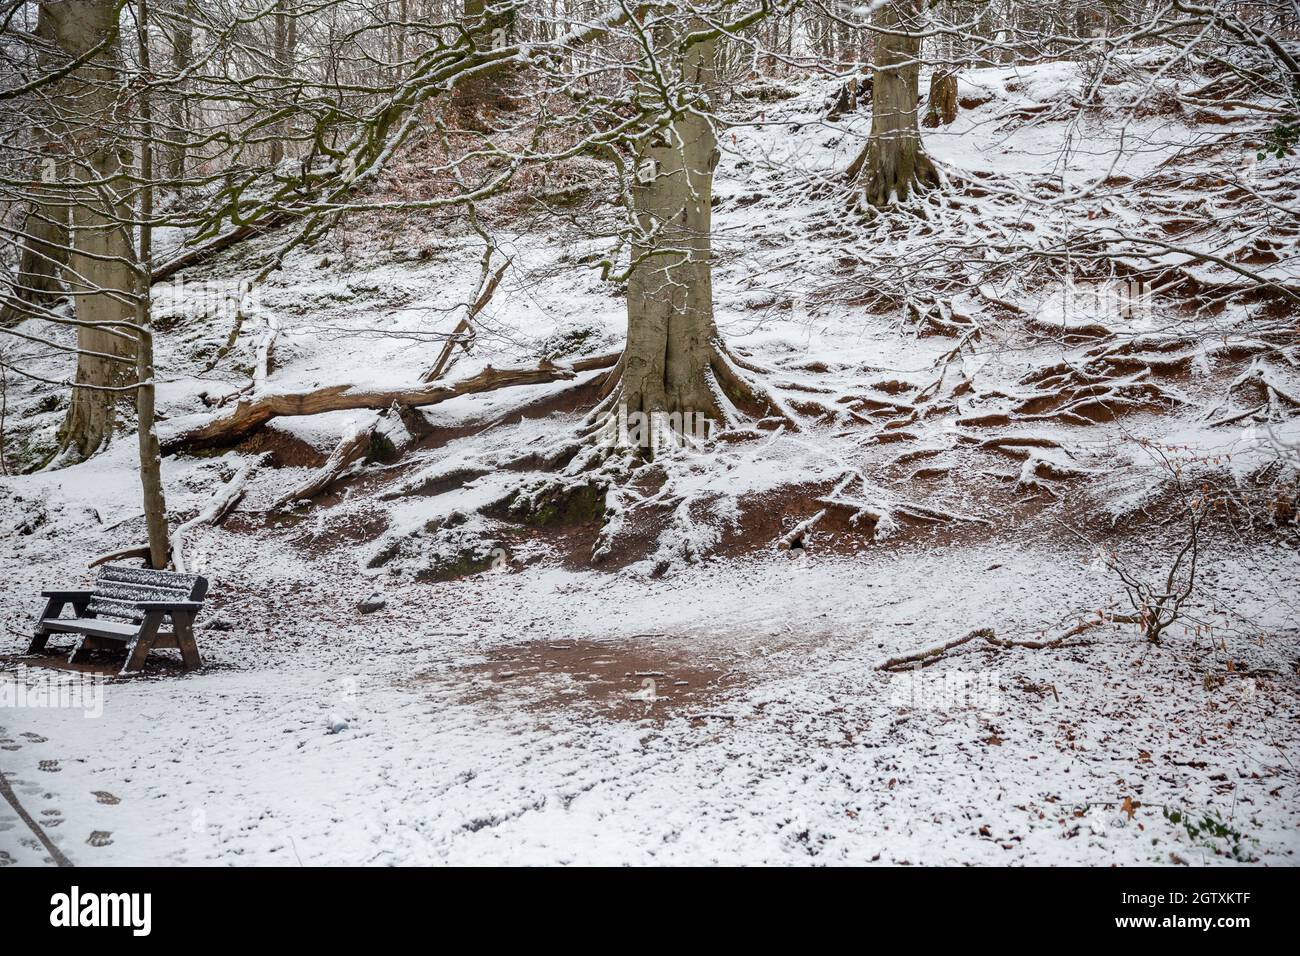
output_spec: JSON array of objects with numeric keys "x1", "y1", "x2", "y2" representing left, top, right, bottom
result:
[{"x1": 1, "y1": 57, "x2": 1298, "y2": 865}]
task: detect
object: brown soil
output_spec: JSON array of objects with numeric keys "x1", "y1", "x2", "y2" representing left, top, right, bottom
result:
[
  {"x1": 434, "y1": 637, "x2": 743, "y2": 723},
  {"x1": 237, "y1": 425, "x2": 326, "y2": 469},
  {"x1": 2, "y1": 648, "x2": 213, "y2": 679}
]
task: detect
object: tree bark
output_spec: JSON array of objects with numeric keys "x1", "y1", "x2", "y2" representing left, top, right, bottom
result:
[
  {"x1": 50, "y1": 0, "x2": 138, "y2": 461},
  {"x1": 165, "y1": 0, "x2": 196, "y2": 183},
  {"x1": 136, "y1": 0, "x2": 172, "y2": 567},
  {"x1": 849, "y1": 0, "x2": 939, "y2": 206},
  {"x1": 923, "y1": 71, "x2": 958, "y2": 127},
  {"x1": 0, "y1": 4, "x2": 71, "y2": 327},
  {"x1": 619, "y1": 22, "x2": 724, "y2": 429},
  {"x1": 268, "y1": 0, "x2": 297, "y2": 167},
  {"x1": 452, "y1": 0, "x2": 515, "y2": 126},
  {"x1": 0, "y1": 189, "x2": 69, "y2": 327}
]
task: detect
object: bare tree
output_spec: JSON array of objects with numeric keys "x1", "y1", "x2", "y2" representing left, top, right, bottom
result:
[
  {"x1": 47, "y1": 0, "x2": 139, "y2": 461},
  {"x1": 848, "y1": 0, "x2": 939, "y2": 206}
]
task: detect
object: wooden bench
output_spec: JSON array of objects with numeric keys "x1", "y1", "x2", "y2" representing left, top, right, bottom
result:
[{"x1": 28, "y1": 564, "x2": 209, "y2": 674}]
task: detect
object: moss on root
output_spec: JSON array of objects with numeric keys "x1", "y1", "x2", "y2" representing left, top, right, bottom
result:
[
  {"x1": 419, "y1": 549, "x2": 500, "y2": 582},
  {"x1": 507, "y1": 479, "x2": 607, "y2": 527}
]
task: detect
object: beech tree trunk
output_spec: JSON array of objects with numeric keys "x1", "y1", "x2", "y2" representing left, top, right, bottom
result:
[
  {"x1": 0, "y1": 4, "x2": 70, "y2": 327},
  {"x1": 165, "y1": 0, "x2": 196, "y2": 183},
  {"x1": 453, "y1": 0, "x2": 515, "y2": 125},
  {"x1": 0, "y1": 186, "x2": 69, "y2": 327},
  {"x1": 850, "y1": 0, "x2": 939, "y2": 206},
  {"x1": 620, "y1": 25, "x2": 723, "y2": 427},
  {"x1": 269, "y1": 1, "x2": 297, "y2": 167},
  {"x1": 51, "y1": 0, "x2": 138, "y2": 461},
  {"x1": 924, "y1": 71, "x2": 959, "y2": 127}
]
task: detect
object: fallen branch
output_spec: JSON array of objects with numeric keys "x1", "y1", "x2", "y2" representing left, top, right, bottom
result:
[
  {"x1": 253, "y1": 313, "x2": 280, "y2": 392},
  {"x1": 161, "y1": 351, "x2": 621, "y2": 454},
  {"x1": 877, "y1": 628, "x2": 996, "y2": 672},
  {"x1": 0, "y1": 766, "x2": 72, "y2": 867},
  {"x1": 777, "y1": 509, "x2": 826, "y2": 549},
  {"x1": 272, "y1": 415, "x2": 380, "y2": 508},
  {"x1": 152, "y1": 215, "x2": 293, "y2": 285},
  {"x1": 420, "y1": 259, "x2": 509, "y2": 384},
  {"x1": 877, "y1": 615, "x2": 1141, "y2": 671},
  {"x1": 172, "y1": 453, "x2": 271, "y2": 571},
  {"x1": 88, "y1": 544, "x2": 151, "y2": 569}
]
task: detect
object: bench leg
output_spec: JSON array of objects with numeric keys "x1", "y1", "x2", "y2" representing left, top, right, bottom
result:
[
  {"x1": 28, "y1": 627, "x2": 51, "y2": 655},
  {"x1": 28, "y1": 596, "x2": 63, "y2": 654},
  {"x1": 121, "y1": 612, "x2": 164, "y2": 675},
  {"x1": 67, "y1": 636, "x2": 116, "y2": 663},
  {"x1": 67, "y1": 636, "x2": 89, "y2": 665},
  {"x1": 172, "y1": 612, "x2": 202, "y2": 672}
]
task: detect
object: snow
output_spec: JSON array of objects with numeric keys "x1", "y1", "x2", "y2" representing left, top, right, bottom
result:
[
  {"x1": 2, "y1": 542, "x2": 1294, "y2": 865},
  {"x1": 2, "y1": 59, "x2": 1298, "y2": 866}
]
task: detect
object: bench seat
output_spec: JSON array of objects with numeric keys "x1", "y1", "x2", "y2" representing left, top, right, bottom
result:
[{"x1": 39, "y1": 618, "x2": 140, "y2": 639}]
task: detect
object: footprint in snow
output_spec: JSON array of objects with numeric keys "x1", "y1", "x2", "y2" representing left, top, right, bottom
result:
[
  {"x1": 86, "y1": 831, "x2": 113, "y2": 847},
  {"x1": 0, "y1": 742, "x2": 19, "y2": 752},
  {"x1": 0, "y1": 850, "x2": 12, "y2": 866},
  {"x1": 37, "y1": 759, "x2": 60, "y2": 773},
  {"x1": 21, "y1": 733, "x2": 47, "y2": 743},
  {"x1": 92, "y1": 790, "x2": 121, "y2": 805},
  {"x1": 41, "y1": 808, "x2": 64, "y2": 828}
]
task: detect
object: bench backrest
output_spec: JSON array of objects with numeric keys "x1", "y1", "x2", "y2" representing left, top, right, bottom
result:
[{"x1": 87, "y1": 564, "x2": 209, "y2": 623}]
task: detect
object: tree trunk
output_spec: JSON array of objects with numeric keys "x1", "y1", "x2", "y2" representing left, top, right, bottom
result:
[
  {"x1": 452, "y1": 0, "x2": 515, "y2": 126},
  {"x1": 165, "y1": 0, "x2": 196, "y2": 183},
  {"x1": 849, "y1": 0, "x2": 939, "y2": 206},
  {"x1": 619, "y1": 25, "x2": 723, "y2": 430},
  {"x1": 51, "y1": 0, "x2": 138, "y2": 461},
  {"x1": 1, "y1": 4, "x2": 71, "y2": 327},
  {"x1": 136, "y1": 0, "x2": 172, "y2": 567},
  {"x1": 0, "y1": 191, "x2": 69, "y2": 327},
  {"x1": 269, "y1": 1, "x2": 297, "y2": 167},
  {"x1": 923, "y1": 71, "x2": 958, "y2": 127}
]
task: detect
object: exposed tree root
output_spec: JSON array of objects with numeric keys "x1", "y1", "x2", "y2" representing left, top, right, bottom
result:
[
  {"x1": 1206, "y1": 357, "x2": 1300, "y2": 426},
  {"x1": 815, "y1": 472, "x2": 992, "y2": 538}
]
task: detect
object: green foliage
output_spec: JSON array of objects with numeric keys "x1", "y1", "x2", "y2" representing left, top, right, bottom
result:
[
  {"x1": 1163, "y1": 806, "x2": 1258, "y2": 862},
  {"x1": 1258, "y1": 119, "x2": 1300, "y2": 160}
]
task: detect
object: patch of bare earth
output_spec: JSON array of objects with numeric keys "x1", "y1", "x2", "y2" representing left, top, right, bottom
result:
[{"x1": 422, "y1": 637, "x2": 746, "y2": 723}]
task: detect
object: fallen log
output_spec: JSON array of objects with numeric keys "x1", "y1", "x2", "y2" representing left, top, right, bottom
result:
[
  {"x1": 160, "y1": 350, "x2": 621, "y2": 454},
  {"x1": 152, "y1": 218, "x2": 285, "y2": 285}
]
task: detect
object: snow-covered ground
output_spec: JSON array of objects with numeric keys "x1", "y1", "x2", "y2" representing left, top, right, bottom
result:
[{"x1": 2, "y1": 58, "x2": 1298, "y2": 865}]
